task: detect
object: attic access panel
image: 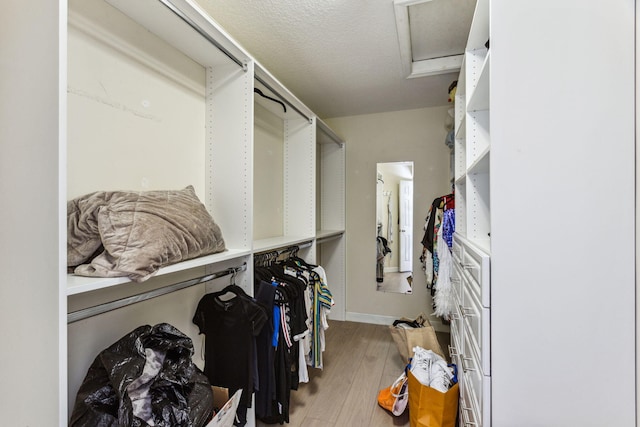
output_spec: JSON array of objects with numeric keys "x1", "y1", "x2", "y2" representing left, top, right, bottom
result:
[{"x1": 394, "y1": 0, "x2": 476, "y2": 78}]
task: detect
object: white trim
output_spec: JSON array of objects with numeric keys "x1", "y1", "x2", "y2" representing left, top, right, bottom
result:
[
  {"x1": 345, "y1": 312, "x2": 450, "y2": 333},
  {"x1": 409, "y1": 55, "x2": 464, "y2": 78},
  {"x1": 59, "y1": 1, "x2": 68, "y2": 424},
  {"x1": 393, "y1": 0, "x2": 462, "y2": 79}
]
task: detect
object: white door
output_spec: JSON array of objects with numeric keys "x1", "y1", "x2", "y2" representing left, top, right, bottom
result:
[{"x1": 399, "y1": 180, "x2": 413, "y2": 272}]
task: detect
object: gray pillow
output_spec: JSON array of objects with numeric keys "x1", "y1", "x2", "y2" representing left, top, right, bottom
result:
[{"x1": 72, "y1": 186, "x2": 225, "y2": 282}]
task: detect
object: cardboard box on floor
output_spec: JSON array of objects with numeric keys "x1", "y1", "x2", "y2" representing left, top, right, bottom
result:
[{"x1": 206, "y1": 387, "x2": 242, "y2": 427}]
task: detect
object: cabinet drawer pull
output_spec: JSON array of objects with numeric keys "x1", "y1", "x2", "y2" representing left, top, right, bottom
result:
[
  {"x1": 459, "y1": 304, "x2": 475, "y2": 317},
  {"x1": 461, "y1": 405, "x2": 478, "y2": 426},
  {"x1": 461, "y1": 356, "x2": 476, "y2": 372},
  {"x1": 448, "y1": 345, "x2": 459, "y2": 358}
]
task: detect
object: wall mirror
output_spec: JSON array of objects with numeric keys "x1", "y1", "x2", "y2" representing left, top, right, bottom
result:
[{"x1": 376, "y1": 161, "x2": 414, "y2": 294}]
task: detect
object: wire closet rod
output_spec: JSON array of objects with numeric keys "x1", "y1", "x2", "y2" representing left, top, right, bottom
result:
[
  {"x1": 255, "y1": 75, "x2": 312, "y2": 124},
  {"x1": 159, "y1": 0, "x2": 247, "y2": 71},
  {"x1": 67, "y1": 263, "x2": 247, "y2": 324},
  {"x1": 316, "y1": 233, "x2": 344, "y2": 245}
]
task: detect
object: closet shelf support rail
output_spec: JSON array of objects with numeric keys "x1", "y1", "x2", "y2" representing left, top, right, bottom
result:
[
  {"x1": 159, "y1": 0, "x2": 247, "y2": 71},
  {"x1": 255, "y1": 75, "x2": 312, "y2": 124},
  {"x1": 67, "y1": 263, "x2": 247, "y2": 324}
]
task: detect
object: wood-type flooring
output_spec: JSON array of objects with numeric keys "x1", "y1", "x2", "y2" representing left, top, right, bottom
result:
[{"x1": 256, "y1": 320, "x2": 450, "y2": 427}]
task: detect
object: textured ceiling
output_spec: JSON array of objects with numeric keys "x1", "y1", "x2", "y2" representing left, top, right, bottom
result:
[{"x1": 196, "y1": 0, "x2": 471, "y2": 119}]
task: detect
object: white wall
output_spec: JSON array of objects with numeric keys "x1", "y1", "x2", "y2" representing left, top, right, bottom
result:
[
  {"x1": 253, "y1": 102, "x2": 284, "y2": 239},
  {"x1": 326, "y1": 106, "x2": 452, "y2": 327},
  {"x1": 0, "y1": 0, "x2": 63, "y2": 424}
]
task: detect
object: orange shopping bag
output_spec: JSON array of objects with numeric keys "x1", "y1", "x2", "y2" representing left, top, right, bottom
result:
[
  {"x1": 407, "y1": 370, "x2": 458, "y2": 427},
  {"x1": 377, "y1": 371, "x2": 409, "y2": 416}
]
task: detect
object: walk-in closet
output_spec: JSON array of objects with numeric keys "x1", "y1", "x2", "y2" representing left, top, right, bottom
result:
[{"x1": 1, "y1": 0, "x2": 637, "y2": 426}]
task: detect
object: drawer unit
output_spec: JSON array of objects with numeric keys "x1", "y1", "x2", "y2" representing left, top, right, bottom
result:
[
  {"x1": 454, "y1": 234, "x2": 490, "y2": 308},
  {"x1": 451, "y1": 257, "x2": 464, "y2": 303},
  {"x1": 452, "y1": 232, "x2": 491, "y2": 427},
  {"x1": 449, "y1": 299, "x2": 463, "y2": 352},
  {"x1": 460, "y1": 374, "x2": 480, "y2": 427},
  {"x1": 461, "y1": 278, "x2": 482, "y2": 354}
]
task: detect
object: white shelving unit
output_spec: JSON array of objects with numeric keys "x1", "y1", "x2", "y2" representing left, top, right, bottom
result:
[
  {"x1": 61, "y1": 0, "x2": 347, "y2": 425},
  {"x1": 316, "y1": 118, "x2": 346, "y2": 321},
  {"x1": 452, "y1": 0, "x2": 491, "y2": 425},
  {"x1": 453, "y1": 1, "x2": 636, "y2": 427}
]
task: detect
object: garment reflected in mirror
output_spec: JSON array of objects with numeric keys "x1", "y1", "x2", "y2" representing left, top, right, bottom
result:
[{"x1": 376, "y1": 162, "x2": 414, "y2": 294}]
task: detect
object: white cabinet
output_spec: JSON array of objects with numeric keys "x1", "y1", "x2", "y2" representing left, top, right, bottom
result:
[
  {"x1": 454, "y1": 0, "x2": 636, "y2": 426},
  {"x1": 450, "y1": 234, "x2": 490, "y2": 427},
  {"x1": 453, "y1": 0, "x2": 490, "y2": 424}
]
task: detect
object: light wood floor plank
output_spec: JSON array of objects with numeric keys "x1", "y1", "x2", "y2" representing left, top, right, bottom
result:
[{"x1": 256, "y1": 320, "x2": 450, "y2": 427}]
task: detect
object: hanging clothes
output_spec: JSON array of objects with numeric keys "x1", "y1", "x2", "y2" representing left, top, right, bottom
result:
[
  {"x1": 252, "y1": 250, "x2": 334, "y2": 425},
  {"x1": 420, "y1": 193, "x2": 455, "y2": 319},
  {"x1": 192, "y1": 285, "x2": 268, "y2": 427},
  {"x1": 387, "y1": 192, "x2": 393, "y2": 243}
]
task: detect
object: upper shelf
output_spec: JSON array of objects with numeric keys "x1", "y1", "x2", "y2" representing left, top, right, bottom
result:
[
  {"x1": 466, "y1": 0, "x2": 489, "y2": 51},
  {"x1": 467, "y1": 51, "x2": 490, "y2": 112},
  {"x1": 105, "y1": 0, "x2": 251, "y2": 69},
  {"x1": 317, "y1": 119, "x2": 345, "y2": 146},
  {"x1": 67, "y1": 248, "x2": 251, "y2": 296},
  {"x1": 467, "y1": 147, "x2": 490, "y2": 175},
  {"x1": 253, "y1": 235, "x2": 315, "y2": 254}
]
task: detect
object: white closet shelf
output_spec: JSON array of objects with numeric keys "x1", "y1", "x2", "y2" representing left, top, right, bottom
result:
[
  {"x1": 456, "y1": 174, "x2": 467, "y2": 186},
  {"x1": 467, "y1": 147, "x2": 490, "y2": 175},
  {"x1": 470, "y1": 237, "x2": 490, "y2": 253},
  {"x1": 456, "y1": 57, "x2": 466, "y2": 98},
  {"x1": 253, "y1": 235, "x2": 315, "y2": 253},
  {"x1": 467, "y1": 51, "x2": 490, "y2": 112},
  {"x1": 317, "y1": 119, "x2": 345, "y2": 146},
  {"x1": 456, "y1": 115, "x2": 467, "y2": 139},
  {"x1": 466, "y1": 0, "x2": 489, "y2": 51},
  {"x1": 316, "y1": 229, "x2": 345, "y2": 240},
  {"x1": 105, "y1": 0, "x2": 250, "y2": 69},
  {"x1": 67, "y1": 248, "x2": 251, "y2": 296}
]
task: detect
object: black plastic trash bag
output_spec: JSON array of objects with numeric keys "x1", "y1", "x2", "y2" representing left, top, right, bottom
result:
[{"x1": 70, "y1": 323, "x2": 214, "y2": 427}]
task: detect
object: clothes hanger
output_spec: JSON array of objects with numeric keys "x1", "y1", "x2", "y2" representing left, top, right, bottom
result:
[{"x1": 254, "y1": 88, "x2": 287, "y2": 113}]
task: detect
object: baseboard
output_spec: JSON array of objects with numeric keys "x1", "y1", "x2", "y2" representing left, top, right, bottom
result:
[
  {"x1": 345, "y1": 311, "x2": 451, "y2": 333},
  {"x1": 383, "y1": 266, "x2": 399, "y2": 273}
]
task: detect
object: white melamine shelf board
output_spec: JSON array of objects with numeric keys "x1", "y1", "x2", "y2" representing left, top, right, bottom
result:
[
  {"x1": 456, "y1": 174, "x2": 467, "y2": 186},
  {"x1": 466, "y1": 0, "x2": 489, "y2": 51},
  {"x1": 470, "y1": 237, "x2": 490, "y2": 254},
  {"x1": 105, "y1": 0, "x2": 251, "y2": 68},
  {"x1": 456, "y1": 115, "x2": 467, "y2": 139},
  {"x1": 253, "y1": 235, "x2": 315, "y2": 253},
  {"x1": 317, "y1": 119, "x2": 345, "y2": 146},
  {"x1": 467, "y1": 51, "x2": 490, "y2": 112},
  {"x1": 467, "y1": 147, "x2": 490, "y2": 175},
  {"x1": 457, "y1": 56, "x2": 466, "y2": 97},
  {"x1": 316, "y1": 229, "x2": 345, "y2": 240},
  {"x1": 67, "y1": 248, "x2": 251, "y2": 295}
]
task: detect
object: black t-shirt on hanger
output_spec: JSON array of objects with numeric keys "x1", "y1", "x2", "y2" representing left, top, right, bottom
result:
[{"x1": 192, "y1": 287, "x2": 268, "y2": 410}]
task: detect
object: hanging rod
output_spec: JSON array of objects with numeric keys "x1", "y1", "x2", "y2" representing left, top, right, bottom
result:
[
  {"x1": 158, "y1": 0, "x2": 247, "y2": 71},
  {"x1": 316, "y1": 233, "x2": 344, "y2": 245},
  {"x1": 254, "y1": 75, "x2": 312, "y2": 124},
  {"x1": 67, "y1": 263, "x2": 247, "y2": 324}
]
